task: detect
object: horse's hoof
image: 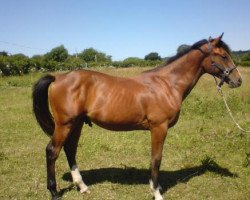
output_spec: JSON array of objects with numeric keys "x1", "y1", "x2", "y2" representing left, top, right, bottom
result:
[
  {"x1": 51, "y1": 195, "x2": 61, "y2": 200},
  {"x1": 80, "y1": 187, "x2": 90, "y2": 194}
]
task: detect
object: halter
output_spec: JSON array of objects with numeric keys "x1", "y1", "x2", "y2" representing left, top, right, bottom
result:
[{"x1": 206, "y1": 40, "x2": 237, "y2": 87}]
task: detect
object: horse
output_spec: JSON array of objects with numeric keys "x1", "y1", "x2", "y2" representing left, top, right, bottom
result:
[{"x1": 32, "y1": 34, "x2": 242, "y2": 200}]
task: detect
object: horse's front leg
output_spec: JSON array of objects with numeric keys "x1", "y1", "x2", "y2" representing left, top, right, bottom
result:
[{"x1": 150, "y1": 124, "x2": 168, "y2": 200}]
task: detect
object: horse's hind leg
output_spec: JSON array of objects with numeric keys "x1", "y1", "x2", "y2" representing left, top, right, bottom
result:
[
  {"x1": 64, "y1": 117, "x2": 89, "y2": 194},
  {"x1": 46, "y1": 124, "x2": 71, "y2": 200}
]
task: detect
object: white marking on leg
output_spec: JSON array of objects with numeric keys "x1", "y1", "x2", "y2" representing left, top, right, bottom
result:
[
  {"x1": 149, "y1": 179, "x2": 154, "y2": 191},
  {"x1": 154, "y1": 188, "x2": 163, "y2": 200},
  {"x1": 71, "y1": 165, "x2": 89, "y2": 194},
  {"x1": 149, "y1": 179, "x2": 163, "y2": 200}
]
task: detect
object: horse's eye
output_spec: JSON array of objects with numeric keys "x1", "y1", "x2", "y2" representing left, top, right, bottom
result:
[{"x1": 221, "y1": 55, "x2": 227, "y2": 60}]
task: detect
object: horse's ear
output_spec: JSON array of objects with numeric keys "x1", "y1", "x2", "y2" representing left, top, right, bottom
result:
[
  {"x1": 211, "y1": 32, "x2": 224, "y2": 46},
  {"x1": 219, "y1": 32, "x2": 224, "y2": 39}
]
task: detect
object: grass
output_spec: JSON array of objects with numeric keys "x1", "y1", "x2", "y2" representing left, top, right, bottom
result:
[{"x1": 0, "y1": 67, "x2": 249, "y2": 200}]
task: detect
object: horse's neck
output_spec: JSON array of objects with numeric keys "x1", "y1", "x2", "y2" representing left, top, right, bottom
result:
[{"x1": 158, "y1": 50, "x2": 205, "y2": 100}]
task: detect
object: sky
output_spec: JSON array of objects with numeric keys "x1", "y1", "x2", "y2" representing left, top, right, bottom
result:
[{"x1": 0, "y1": 0, "x2": 250, "y2": 61}]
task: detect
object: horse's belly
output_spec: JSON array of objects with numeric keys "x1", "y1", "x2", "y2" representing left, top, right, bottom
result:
[
  {"x1": 86, "y1": 94, "x2": 149, "y2": 131},
  {"x1": 92, "y1": 120, "x2": 148, "y2": 131},
  {"x1": 88, "y1": 113, "x2": 149, "y2": 131}
]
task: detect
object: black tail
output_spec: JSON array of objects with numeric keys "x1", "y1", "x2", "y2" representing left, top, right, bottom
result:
[{"x1": 32, "y1": 74, "x2": 55, "y2": 137}]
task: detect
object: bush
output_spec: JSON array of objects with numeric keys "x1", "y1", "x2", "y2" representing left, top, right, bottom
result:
[
  {"x1": 111, "y1": 61, "x2": 123, "y2": 68},
  {"x1": 61, "y1": 57, "x2": 85, "y2": 70},
  {"x1": 30, "y1": 55, "x2": 46, "y2": 71},
  {"x1": 110, "y1": 58, "x2": 163, "y2": 68},
  {"x1": 241, "y1": 52, "x2": 250, "y2": 61},
  {"x1": 121, "y1": 57, "x2": 146, "y2": 67},
  {"x1": 0, "y1": 56, "x2": 11, "y2": 76},
  {"x1": 239, "y1": 61, "x2": 250, "y2": 67},
  {"x1": 0, "y1": 55, "x2": 32, "y2": 76}
]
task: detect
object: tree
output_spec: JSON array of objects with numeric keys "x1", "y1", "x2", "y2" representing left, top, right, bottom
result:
[
  {"x1": 239, "y1": 52, "x2": 250, "y2": 66},
  {"x1": 63, "y1": 56, "x2": 85, "y2": 70},
  {"x1": 31, "y1": 55, "x2": 46, "y2": 71},
  {"x1": 0, "y1": 51, "x2": 8, "y2": 56},
  {"x1": 241, "y1": 52, "x2": 250, "y2": 61},
  {"x1": 45, "y1": 45, "x2": 69, "y2": 62},
  {"x1": 144, "y1": 52, "x2": 161, "y2": 61},
  {"x1": 0, "y1": 54, "x2": 31, "y2": 76},
  {"x1": 78, "y1": 48, "x2": 111, "y2": 63},
  {"x1": 122, "y1": 57, "x2": 145, "y2": 67},
  {"x1": 177, "y1": 44, "x2": 190, "y2": 54},
  {"x1": 11, "y1": 53, "x2": 28, "y2": 60}
]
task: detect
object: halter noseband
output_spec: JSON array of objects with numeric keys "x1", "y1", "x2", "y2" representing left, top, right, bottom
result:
[{"x1": 201, "y1": 40, "x2": 237, "y2": 87}]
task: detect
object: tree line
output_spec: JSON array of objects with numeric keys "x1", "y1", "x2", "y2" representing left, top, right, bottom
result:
[
  {"x1": 0, "y1": 45, "x2": 163, "y2": 76},
  {"x1": 0, "y1": 44, "x2": 249, "y2": 76}
]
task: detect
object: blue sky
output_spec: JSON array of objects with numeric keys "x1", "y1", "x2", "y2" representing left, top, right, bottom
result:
[{"x1": 0, "y1": 0, "x2": 250, "y2": 60}]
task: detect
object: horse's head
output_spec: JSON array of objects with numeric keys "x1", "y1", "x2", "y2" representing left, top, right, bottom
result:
[{"x1": 201, "y1": 33, "x2": 242, "y2": 88}]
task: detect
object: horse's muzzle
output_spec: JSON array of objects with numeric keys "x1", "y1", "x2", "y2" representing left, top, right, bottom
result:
[{"x1": 228, "y1": 77, "x2": 242, "y2": 88}]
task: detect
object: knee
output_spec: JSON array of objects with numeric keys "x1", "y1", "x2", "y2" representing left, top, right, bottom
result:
[
  {"x1": 151, "y1": 158, "x2": 162, "y2": 170},
  {"x1": 46, "y1": 143, "x2": 59, "y2": 160}
]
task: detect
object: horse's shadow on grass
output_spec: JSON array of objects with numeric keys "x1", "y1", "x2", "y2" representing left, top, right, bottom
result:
[{"x1": 60, "y1": 157, "x2": 237, "y2": 197}]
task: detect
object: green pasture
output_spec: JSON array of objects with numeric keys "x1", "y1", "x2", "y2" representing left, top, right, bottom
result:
[{"x1": 0, "y1": 67, "x2": 249, "y2": 200}]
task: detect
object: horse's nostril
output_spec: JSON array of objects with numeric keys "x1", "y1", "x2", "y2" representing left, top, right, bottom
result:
[{"x1": 238, "y1": 78, "x2": 242, "y2": 85}]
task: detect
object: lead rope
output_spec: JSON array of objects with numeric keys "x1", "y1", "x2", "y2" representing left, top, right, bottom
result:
[{"x1": 213, "y1": 77, "x2": 250, "y2": 133}]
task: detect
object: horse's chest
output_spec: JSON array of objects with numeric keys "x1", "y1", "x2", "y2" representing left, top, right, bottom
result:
[
  {"x1": 147, "y1": 108, "x2": 180, "y2": 128},
  {"x1": 168, "y1": 111, "x2": 181, "y2": 127}
]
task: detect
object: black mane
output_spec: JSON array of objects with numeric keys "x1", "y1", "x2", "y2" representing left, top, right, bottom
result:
[
  {"x1": 166, "y1": 39, "x2": 231, "y2": 65},
  {"x1": 144, "y1": 38, "x2": 231, "y2": 73},
  {"x1": 166, "y1": 39, "x2": 207, "y2": 64}
]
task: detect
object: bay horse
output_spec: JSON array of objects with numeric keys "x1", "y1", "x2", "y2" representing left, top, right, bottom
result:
[{"x1": 33, "y1": 34, "x2": 242, "y2": 200}]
